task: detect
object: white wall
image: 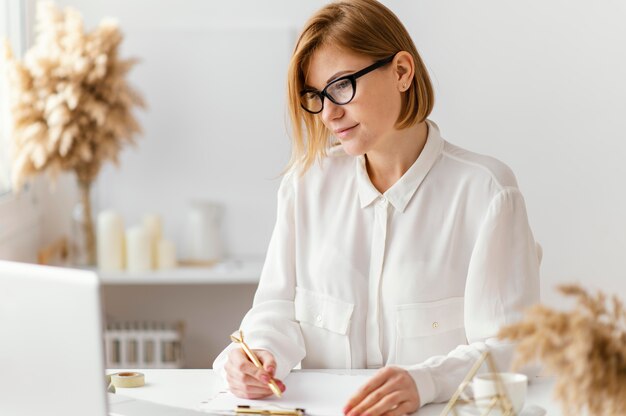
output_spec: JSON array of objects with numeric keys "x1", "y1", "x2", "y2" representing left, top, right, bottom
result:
[
  {"x1": 398, "y1": 0, "x2": 626, "y2": 305},
  {"x1": 44, "y1": 0, "x2": 626, "y2": 309},
  {"x1": 50, "y1": 0, "x2": 328, "y2": 261}
]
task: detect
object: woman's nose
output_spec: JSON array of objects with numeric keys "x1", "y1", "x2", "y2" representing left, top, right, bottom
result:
[{"x1": 321, "y1": 99, "x2": 344, "y2": 123}]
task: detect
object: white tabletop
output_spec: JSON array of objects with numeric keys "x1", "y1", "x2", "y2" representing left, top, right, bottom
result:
[{"x1": 108, "y1": 369, "x2": 561, "y2": 415}]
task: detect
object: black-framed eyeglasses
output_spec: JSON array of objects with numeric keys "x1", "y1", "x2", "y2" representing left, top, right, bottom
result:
[{"x1": 299, "y1": 54, "x2": 396, "y2": 114}]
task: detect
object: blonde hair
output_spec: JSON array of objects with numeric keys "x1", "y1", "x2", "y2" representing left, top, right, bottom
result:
[{"x1": 286, "y1": 0, "x2": 434, "y2": 174}]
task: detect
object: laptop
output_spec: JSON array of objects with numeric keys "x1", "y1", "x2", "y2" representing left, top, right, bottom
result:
[{"x1": 0, "y1": 260, "x2": 207, "y2": 416}]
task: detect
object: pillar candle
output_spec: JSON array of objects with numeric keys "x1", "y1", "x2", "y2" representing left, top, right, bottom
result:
[
  {"x1": 157, "y1": 239, "x2": 177, "y2": 269},
  {"x1": 126, "y1": 226, "x2": 151, "y2": 273},
  {"x1": 143, "y1": 214, "x2": 163, "y2": 269},
  {"x1": 97, "y1": 211, "x2": 125, "y2": 271}
]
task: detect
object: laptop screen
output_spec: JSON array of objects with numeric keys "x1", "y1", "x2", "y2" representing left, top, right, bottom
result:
[{"x1": 0, "y1": 261, "x2": 109, "y2": 416}]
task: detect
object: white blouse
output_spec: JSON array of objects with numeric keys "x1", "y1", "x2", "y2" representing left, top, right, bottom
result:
[{"x1": 213, "y1": 119, "x2": 541, "y2": 407}]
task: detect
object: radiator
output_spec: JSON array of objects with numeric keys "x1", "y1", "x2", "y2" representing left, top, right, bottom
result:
[{"x1": 105, "y1": 321, "x2": 184, "y2": 369}]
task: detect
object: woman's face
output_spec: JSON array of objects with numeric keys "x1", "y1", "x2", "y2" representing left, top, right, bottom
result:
[{"x1": 305, "y1": 44, "x2": 403, "y2": 156}]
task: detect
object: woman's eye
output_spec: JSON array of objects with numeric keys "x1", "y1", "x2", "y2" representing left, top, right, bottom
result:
[
  {"x1": 334, "y1": 80, "x2": 351, "y2": 90},
  {"x1": 306, "y1": 92, "x2": 320, "y2": 101}
]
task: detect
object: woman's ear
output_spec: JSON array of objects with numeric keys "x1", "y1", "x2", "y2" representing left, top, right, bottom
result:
[{"x1": 393, "y1": 51, "x2": 415, "y2": 92}]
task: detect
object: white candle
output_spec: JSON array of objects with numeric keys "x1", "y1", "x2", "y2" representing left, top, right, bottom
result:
[
  {"x1": 97, "y1": 211, "x2": 125, "y2": 271},
  {"x1": 125, "y1": 226, "x2": 151, "y2": 273},
  {"x1": 157, "y1": 239, "x2": 177, "y2": 269},
  {"x1": 183, "y1": 202, "x2": 223, "y2": 263},
  {"x1": 143, "y1": 214, "x2": 163, "y2": 269}
]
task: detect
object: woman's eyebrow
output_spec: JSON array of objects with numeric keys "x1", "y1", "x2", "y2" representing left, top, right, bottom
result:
[
  {"x1": 326, "y1": 70, "x2": 352, "y2": 84},
  {"x1": 303, "y1": 69, "x2": 355, "y2": 91}
]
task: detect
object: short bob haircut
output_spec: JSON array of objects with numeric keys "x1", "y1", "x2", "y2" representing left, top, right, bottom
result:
[{"x1": 286, "y1": 0, "x2": 434, "y2": 174}]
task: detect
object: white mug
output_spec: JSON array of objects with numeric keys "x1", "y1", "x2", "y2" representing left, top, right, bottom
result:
[{"x1": 473, "y1": 372, "x2": 527, "y2": 414}]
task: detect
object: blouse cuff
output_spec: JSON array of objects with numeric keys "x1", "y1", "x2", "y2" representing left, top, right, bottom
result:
[{"x1": 408, "y1": 366, "x2": 436, "y2": 407}]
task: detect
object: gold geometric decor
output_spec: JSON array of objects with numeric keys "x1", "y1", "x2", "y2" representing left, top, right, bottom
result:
[{"x1": 441, "y1": 351, "x2": 517, "y2": 416}]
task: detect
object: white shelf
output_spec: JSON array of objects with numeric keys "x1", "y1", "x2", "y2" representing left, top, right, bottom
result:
[{"x1": 97, "y1": 259, "x2": 263, "y2": 285}]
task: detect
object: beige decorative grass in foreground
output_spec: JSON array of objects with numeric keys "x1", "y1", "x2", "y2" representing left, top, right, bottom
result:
[{"x1": 498, "y1": 284, "x2": 626, "y2": 415}]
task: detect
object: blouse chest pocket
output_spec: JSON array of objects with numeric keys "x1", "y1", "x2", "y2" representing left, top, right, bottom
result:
[
  {"x1": 394, "y1": 297, "x2": 467, "y2": 365},
  {"x1": 294, "y1": 287, "x2": 354, "y2": 369}
]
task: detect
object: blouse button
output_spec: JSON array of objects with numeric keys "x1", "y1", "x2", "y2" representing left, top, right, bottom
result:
[
  {"x1": 432, "y1": 321, "x2": 439, "y2": 329},
  {"x1": 316, "y1": 315, "x2": 322, "y2": 323}
]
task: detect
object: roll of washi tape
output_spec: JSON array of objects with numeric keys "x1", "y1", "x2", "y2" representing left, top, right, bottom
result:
[{"x1": 110, "y1": 372, "x2": 145, "y2": 388}]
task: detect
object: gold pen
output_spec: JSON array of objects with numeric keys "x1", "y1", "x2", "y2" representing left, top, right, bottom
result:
[
  {"x1": 236, "y1": 405, "x2": 305, "y2": 415},
  {"x1": 230, "y1": 330, "x2": 282, "y2": 398}
]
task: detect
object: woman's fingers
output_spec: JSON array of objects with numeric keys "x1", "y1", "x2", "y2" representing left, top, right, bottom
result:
[
  {"x1": 226, "y1": 369, "x2": 268, "y2": 389},
  {"x1": 381, "y1": 400, "x2": 415, "y2": 416},
  {"x1": 361, "y1": 391, "x2": 405, "y2": 416},
  {"x1": 346, "y1": 371, "x2": 396, "y2": 416},
  {"x1": 344, "y1": 367, "x2": 420, "y2": 416},
  {"x1": 249, "y1": 349, "x2": 285, "y2": 392},
  {"x1": 344, "y1": 367, "x2": 389, "y2": 413},
  {"x1": 256, "y1": 350, "x2": 278, "y2": 377},
  {"x1": 225, "y1": 348, "x2": 285, "y2": 398},
  {"x1": 227, "y1": 372, "x2": 275, "y2": 398},
  {"x1": 227, "y1": 349, "x2": 270, "y2": 380}
]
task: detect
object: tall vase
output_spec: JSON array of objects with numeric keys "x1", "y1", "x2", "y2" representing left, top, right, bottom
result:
[{"x1": 71, "y1": 178, "x2": 96, "y2": 266}]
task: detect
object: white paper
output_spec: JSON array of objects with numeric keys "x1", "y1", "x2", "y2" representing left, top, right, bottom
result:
[{"x1": 200, "y1": 372, "x2": 372, "y2": 416}]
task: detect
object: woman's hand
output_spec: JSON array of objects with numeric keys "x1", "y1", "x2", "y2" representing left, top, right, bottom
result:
[
  {"x1": 224, "y1": 348, "x2": 286, "y2": 399},
  {"x1": 344, "y1": 367, "x2": 420, "y2": 416}
]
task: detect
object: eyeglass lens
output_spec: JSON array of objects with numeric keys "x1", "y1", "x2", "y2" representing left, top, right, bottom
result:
[{"x1": 301, "y1": 78, "x2": 354, "y2": 113}]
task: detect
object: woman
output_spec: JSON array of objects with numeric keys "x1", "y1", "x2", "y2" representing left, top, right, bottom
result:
[{"x1": 213, "y1": 0, "x2": 540, "y2": 414}]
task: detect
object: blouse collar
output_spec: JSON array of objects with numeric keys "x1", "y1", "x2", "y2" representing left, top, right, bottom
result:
[{"x1": 356, "y1": 119, "x2": 444, "y2": 212}]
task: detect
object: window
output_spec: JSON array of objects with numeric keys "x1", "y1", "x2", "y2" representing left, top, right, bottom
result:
[
  {"x1": 0, "y1": 0, "x2": 40, "y2": 260},
  {"x1": 0, "y1": 0, "x2": 28, "y2": 197}
]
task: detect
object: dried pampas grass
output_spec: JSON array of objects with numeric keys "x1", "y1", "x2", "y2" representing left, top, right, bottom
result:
[
  {"x1": 498, "y1": 284, "x2": 626, "y2": 415},
  {"x1": 3, "y1": 1, "x2": 145, "y2": 265},
  {"x1": 4, "y1": 0, "x2": 145, "y2": 190}
]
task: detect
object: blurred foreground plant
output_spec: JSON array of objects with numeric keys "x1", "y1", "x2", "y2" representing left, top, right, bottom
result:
[{"x1": 498, "y1": 284, "x2": 626, "y2": 415}]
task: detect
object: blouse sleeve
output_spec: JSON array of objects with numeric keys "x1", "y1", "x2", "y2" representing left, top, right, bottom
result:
[
  {"x1": 407, "y1": 187, "x2": 541, "y2": 406},
  {"x1": 212, "y1": 173, "x2": 306, "y2": 380}
]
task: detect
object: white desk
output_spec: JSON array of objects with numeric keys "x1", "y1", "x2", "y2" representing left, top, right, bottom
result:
[{"x1": 109, "y1": 369, "x2": 562, "y2": 415}]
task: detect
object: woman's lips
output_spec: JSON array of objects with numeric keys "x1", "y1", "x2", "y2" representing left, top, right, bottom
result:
[{"x1": 335, "y1": 124, "x2": 359, "y2": 139}]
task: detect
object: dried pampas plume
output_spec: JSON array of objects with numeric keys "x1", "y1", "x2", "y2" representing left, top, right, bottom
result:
[
  {"x1": 4, "y1": 0, "x2": 145, "y2": 190},
  {"x1": 3, "y1": 1, "x2": 145, "y2": 265},
  {"x1": 498, "y1": 284, "x2": 626, "y2": 416}
]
